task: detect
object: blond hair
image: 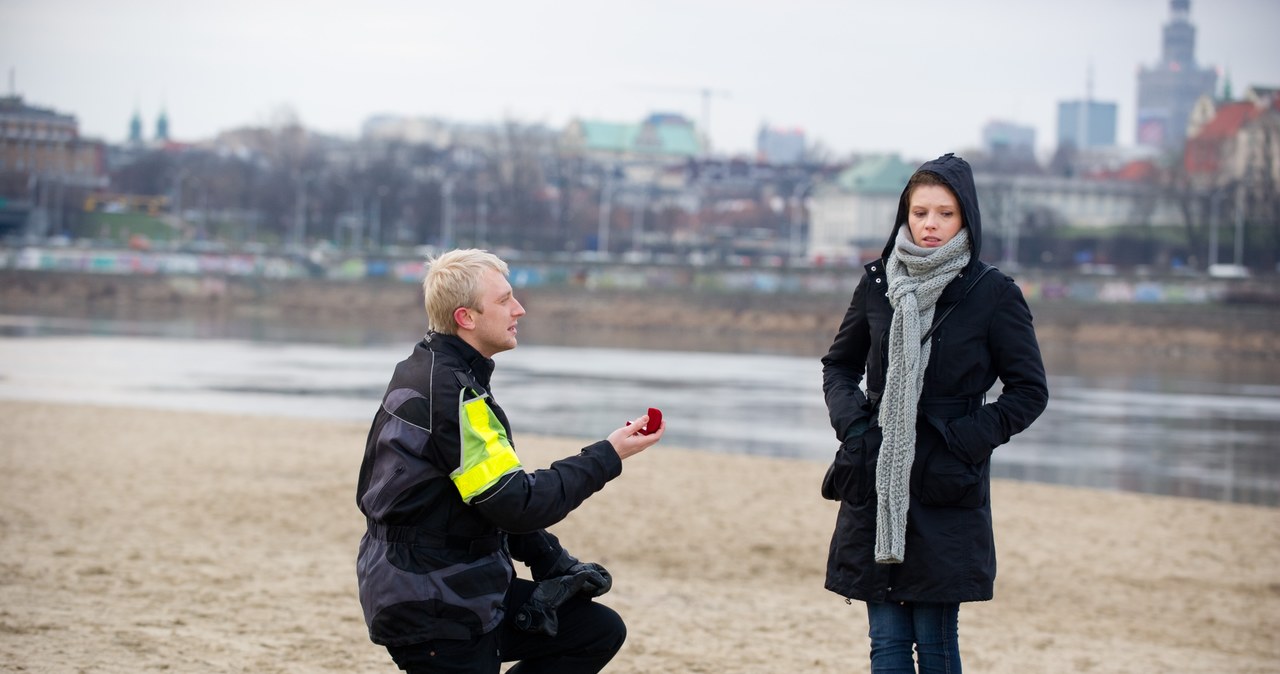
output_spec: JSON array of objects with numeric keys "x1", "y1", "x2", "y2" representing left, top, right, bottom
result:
[{"x1": 422, "y1": 249, "x2": 510, "y2": 335}]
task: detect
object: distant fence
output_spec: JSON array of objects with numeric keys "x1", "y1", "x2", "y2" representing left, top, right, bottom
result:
[
  {"x1": 4, "y1": 246, "x2": 303, "y2": 279},
  {"x1": 2, "y1": 245, "x2": 1271, "y2": 305}
]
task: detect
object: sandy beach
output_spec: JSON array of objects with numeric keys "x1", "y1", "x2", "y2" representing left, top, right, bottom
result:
[{"x1": 1, "y1": 399, "x2": 1277, "y2": 673}]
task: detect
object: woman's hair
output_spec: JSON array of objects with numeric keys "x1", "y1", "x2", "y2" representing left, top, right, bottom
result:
[
  {"x1": 422, "y1": 249, "x2": 509, "y2": 335},
  {"x1": 903, "y1": 170, "x2": 957, "y2": 205}
]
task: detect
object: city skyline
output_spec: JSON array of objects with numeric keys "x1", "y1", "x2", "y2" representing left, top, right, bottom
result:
[{"x1": 3, "y1": 0, "x2": 1277, "y2": 161}]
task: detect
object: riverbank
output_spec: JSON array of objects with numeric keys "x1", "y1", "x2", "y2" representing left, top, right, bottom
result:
[
  {"x1": 0, "y1": 400, "x2": 1276, "y2": 672},
  {"x1": 3, "y1": 269, "x2": 1278, "y2": 379}
]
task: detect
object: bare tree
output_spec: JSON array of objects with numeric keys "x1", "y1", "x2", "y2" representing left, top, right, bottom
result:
[
  {"x1": 1165, "y1": 154, "x2": 1214, "y2": 270},
  {"x1": 1243, "y1": 113, "x2": 1280, "y2": 270},
  {"x1": 110, "y1": 150, "x2": 175, "y2": 197}
]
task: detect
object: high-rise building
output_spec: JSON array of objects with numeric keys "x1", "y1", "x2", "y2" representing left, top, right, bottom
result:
[
  {"x1": 756, "y1": 125, "x2": 805, "y2": 165},
  {"x1": 981, "y1": 120, "x2": 1036, "y2": 161},
  {"x1": 1135, "y1": 0, "x2": 1217, "y2": 152},
  {"x1": 1057, "y1": 100, "x2": 1117, "y2": 148}
]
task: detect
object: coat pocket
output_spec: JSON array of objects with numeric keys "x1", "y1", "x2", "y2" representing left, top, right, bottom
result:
[
  {"x1": 821, "y1": 427, "x2": 881, "y2": 504},
  {"x1": 914, "y1": 414, "x2": 989, "y2": 509}
]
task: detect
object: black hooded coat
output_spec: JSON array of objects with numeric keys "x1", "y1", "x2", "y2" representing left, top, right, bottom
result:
[{"x1": 820, "y1": 153, "x2": 1048, "y2": 604}]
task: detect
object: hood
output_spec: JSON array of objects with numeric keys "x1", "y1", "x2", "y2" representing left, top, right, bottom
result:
[{"x1": 880, "y1": 153, "x2": 983, "y2": 271}]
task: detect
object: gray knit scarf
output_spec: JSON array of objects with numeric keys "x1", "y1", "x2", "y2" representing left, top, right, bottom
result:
[{"x1": 874, "y1": 227, "x2": 971, "y2": 563}]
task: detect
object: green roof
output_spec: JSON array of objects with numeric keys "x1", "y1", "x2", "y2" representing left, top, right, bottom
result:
[
  {"x1": 834, "y1": 155, "x2": 916, "y2": 194},
  {"x1": 574, "y1": 118, "x2": 701, "y2": 157},
  {"x1": 579, "y1": 121, "x2": 634, "y2": 152},
  {"x1": 646, "y1": 123, "x2": 700, "y2": 156}
]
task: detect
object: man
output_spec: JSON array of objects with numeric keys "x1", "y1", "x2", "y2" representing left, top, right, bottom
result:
[{"x1": 356, "y1": 249, "x2": 663, "y2": 673}]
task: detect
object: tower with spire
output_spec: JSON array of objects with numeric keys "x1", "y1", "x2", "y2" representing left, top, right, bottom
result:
[
  {"x1": 155, "y1": 107, "x2": 169, "y2": 142},
  {"x1": 128, "y1": 107, "x2": 144, "y2": 145},
  {"x1": 1135, "y1": 0, "x2": 1217, "y2": 152}
]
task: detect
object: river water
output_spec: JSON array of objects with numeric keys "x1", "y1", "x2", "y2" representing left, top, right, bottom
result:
[{"x1": 1, "y1": 313, "x2": 1277, "y2": 507}]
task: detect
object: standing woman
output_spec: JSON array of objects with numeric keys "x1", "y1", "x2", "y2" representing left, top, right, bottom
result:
[{"x1": 820, "y1": 153, "x2": 1048, "y2": 673}]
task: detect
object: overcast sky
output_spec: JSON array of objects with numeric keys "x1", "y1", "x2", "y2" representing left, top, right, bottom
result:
[{"x1": 3, "y1": 0, "x2": 1277, "y2": 162}]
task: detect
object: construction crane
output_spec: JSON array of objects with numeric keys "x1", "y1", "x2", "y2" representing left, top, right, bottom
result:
[{"x1": 627, "y1": 84, "x2": 731, "y2": 154}]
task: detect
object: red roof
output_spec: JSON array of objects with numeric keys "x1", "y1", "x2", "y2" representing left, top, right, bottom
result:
[
  {"x1": 1085, "y1": 160, "x2": 1159, "y2": 182},
  {"x1": 1115, "y1": 160, "x2": 1159, "y2": 181},
  {"x1": 1195, "y1": 102, "x2": 1258, "y2": 140},
  {"x1": 1184, "y1": 102, "x2": 1260, "y2": 175}
]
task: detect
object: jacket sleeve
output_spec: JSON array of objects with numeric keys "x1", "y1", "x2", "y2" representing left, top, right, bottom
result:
[
  {"x1": 508, "y1": 529, "x2": 578, "y2": 580},
  {"x1": 821, "y1": 275, "x2": 872, "y2": 442},
  {"x1": 472, "y1": 440, "x2": 623, "y2": 534},
  {"x1": 946, "y1": 277, "x2": 1049, "y2": 463}
]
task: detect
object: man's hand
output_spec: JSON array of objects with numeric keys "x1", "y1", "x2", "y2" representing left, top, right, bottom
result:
[
  {"x1": 565, "y1": 561, "x2": 611, "y2": 597},
  {"x1": 513, "y1": 561, "x2": 613, "y2": 637},
  {"x1": 607, "y1": 412, "x2": 665, "y2": 460}
]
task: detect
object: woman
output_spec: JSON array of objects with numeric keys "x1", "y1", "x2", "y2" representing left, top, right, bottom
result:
[{"x1": 820, "y1": 153, "x2": 1048, "y2": 673}]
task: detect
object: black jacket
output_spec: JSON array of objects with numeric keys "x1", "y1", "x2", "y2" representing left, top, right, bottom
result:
[
  {"x1": 355, "y1": 333, "x2": 622, "y2": 646},
  {"x1": 820, "y1": 153, "x2": 1048, "y2": 604}
]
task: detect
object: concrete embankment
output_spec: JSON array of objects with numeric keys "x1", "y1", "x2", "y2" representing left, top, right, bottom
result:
[{"x1": 2, "y1": 270, "x2": 1277, "y2": 374}]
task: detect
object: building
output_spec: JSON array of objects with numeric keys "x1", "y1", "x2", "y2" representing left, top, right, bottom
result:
[
  {"x1": 981, "y1": 120, "x2": 1037, "y2": 163},
  {"x1": 1184, "y1": 98, "x2": 1262, "y2": 180},
  {"x1": 808, "y1": 152, "x2": 1182, "y2": 267},
  {"x1": 126, "y1": 107, "x2": 171, "y2": 145},
  {"x1": 0, "y1": 95, "x2": 107, "y2": 236},
  {"x1": 1135, "y1": 0, "x2": 1217, "y2": 152},
  {"x1": 155, "y1": 108, "x2": 170, "y2": 143},
  {"x1": 128, "y1": 108, "x2": 144, "y2": 145},
  {"x1": 1, "y1": 96, "x2": 91, "y2": 174},
  {"x1": 1057, "y1": 99, "x2": 1118, "y2": 149},
  {"x1": 807, "y1": 154, "x2": 916, "y2": 263},
  {"x1": 1182, "y1": 83, "x2": 1280, "y2": 257},
  {"x1": 361, "y1": 115, "x2": 455, "y2": 147},
  {"x1": 559, "y1": 112, "x2": 703, "y2": 196},
  {"x1": 561, "y1": 112, "x2": 702, "y2": 164},
  {"x1": 756, "y1": 125, "x2": 805, "y2": 165},
  {"x1": 976, "y1": 172, "x2": 1180, "y2": 231}
]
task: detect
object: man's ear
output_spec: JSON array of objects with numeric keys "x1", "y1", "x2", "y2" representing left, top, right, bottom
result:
[{"x1": 453, "y1": 306, "x2": 474, "y2": 331}]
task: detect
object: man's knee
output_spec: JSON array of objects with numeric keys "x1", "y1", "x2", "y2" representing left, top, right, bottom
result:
[{"x1": 579, "y1": 600, "x2": 626, "y2": 656}]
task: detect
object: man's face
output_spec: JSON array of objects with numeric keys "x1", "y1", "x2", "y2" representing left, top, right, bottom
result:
[{"x1": 457, "y1": 268, "x2": 526, "y2": 358}]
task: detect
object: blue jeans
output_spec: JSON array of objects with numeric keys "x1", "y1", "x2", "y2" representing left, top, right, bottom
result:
[{"x1": 865, "y1": 601, "x2": 961, "y2": 674}]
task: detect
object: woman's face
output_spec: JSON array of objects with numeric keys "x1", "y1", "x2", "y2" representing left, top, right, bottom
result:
[{"x1": 906, "y1": 184, "x2": 964, "y2": 248}]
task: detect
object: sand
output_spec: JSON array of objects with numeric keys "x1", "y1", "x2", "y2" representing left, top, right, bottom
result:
[{"x1": 1, "y1": 400, "x2": 1277, "y2": 673}]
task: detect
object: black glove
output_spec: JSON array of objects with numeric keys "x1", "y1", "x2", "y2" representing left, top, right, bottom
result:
[
  {"x1": 844, "y1": 417, "x2": 870, "y2": 442},
  {"x1": 565, "y1": 561, "x2": 611, "y2": 597},
  {"x1": 513, "y1": 562, "x2": 613, "y2": 636}
]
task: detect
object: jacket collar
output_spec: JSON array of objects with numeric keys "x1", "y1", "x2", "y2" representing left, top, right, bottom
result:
[
  {"x1": 864, "y1": 258, "x2": 888, "y2": 296},
  {"x1": 424, "y1": 331, "x2": 496, "y2": 388},
  {"x1": 866, "y1": 257, "x2": 978, "y2": 304}
]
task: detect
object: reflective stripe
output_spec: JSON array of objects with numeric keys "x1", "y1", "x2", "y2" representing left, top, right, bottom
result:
[
  {"x1": 451, "y1": 392, "x2": 522, "y2": 503},
  {"x1": 453, "y1": 446, "x2": 521, "y2": 502},
  {"x1": 464, "y1": 396, "x2": 503, "y2": 450}
]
